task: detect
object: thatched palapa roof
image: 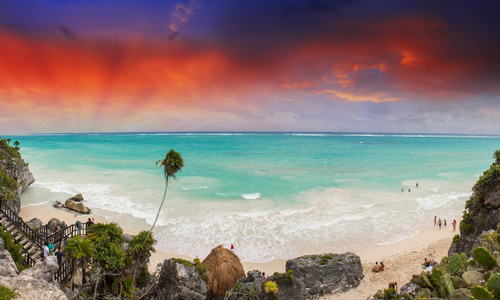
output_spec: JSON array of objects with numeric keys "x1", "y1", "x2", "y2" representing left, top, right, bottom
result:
[{"x1": 202, "y1": 245, "x2": 245, "y2": 297}]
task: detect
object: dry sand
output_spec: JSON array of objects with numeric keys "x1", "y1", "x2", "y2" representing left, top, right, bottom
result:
[{"x1": 20, "y1": 204, "x2": 458, "y2": 299}]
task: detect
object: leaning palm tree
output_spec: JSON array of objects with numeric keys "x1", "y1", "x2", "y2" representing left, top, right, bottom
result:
[
  {"x1": 65, "y1": 235, "x2": 93, "y2": 290},
  {"x1": 147, "y1": 149, "x2": 183, "y2": 238}
]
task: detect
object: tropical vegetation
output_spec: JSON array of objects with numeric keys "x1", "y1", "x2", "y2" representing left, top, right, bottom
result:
[{"x1": 0, "y1": 224, "x2": 27, "y2": 272}]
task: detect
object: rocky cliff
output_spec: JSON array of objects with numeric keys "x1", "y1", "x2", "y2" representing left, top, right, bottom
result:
[
  {"x1": 448, "y1": 150, "x2": 500, "y2": 256},
  {"x1": 0, "y1": 143, "x2": 35, "y2": 213},
  {"x1": 0, "y1": 237, "x2": 68, "y2": 300}
]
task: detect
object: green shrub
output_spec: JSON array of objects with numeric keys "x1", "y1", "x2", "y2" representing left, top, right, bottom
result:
[
  {"x1": 272, "y1": 270, "x2": 294, "y2": 285},
  {"x1": 0, "y1": 286, "x2": 19, "y2": 300},
  {"x1": 311, "y1": 255, "x2": 317, "y2": 259},
  {"x1": 0, "y1": 225, "x2": 26, "y2": 272},
  {"x1": 453, "y1": 234, "x2": 461, "y2": 243}
]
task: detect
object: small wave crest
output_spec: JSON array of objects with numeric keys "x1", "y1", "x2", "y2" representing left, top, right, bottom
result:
[
  {"x1": 182, "y1": 187, "x2": 208, "y2": 191},
  {"x1": 241, "y1": 193, "x2": 261, "y2": 200}
]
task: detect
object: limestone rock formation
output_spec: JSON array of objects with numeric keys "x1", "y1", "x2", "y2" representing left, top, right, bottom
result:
[
  {"x1": 226, "y1": 252, "x2": 363, "y2": 300},
  {"x1": 0, "y1": 158, "x2": 35, "y2": 213},
  {"x1": 449, "y1": 152, "x2": 500, "y2": 256},
  {"x1": 0, "y1": 238, "x2": 68, "y2": 300},
  {"x1": 26, "y1": 217, "x2": 43, "y2": 229},
  {"x1": 0, "y1": 237, "x2": 18, "y2": 277},
  {"x1": 69, "y1": 193, "x2": 84, "y2": 202},
  {"x1": 285, "y1": 252, "x2": 363, "y2": 299},
  {"x1": 20, "y1": 256, "x2": 60, "y2": 284},
  {"x1": 153, "y1": 258, "x2": 207, "y2": 300},
  {"x1": 65, "y1": 199, "x2": 91, "y2": 214}
]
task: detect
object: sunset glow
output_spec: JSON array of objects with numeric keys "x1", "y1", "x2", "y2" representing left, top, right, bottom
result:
[{"x1": 1, "y1": 0, "x2": 499, "y2": 134}]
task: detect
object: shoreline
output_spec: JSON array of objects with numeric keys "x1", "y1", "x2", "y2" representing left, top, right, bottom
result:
[{"x1": 19, "y1": 204, "x2": 458, "y2": 298}]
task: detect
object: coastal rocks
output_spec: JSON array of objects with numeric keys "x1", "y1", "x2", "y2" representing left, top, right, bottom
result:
[
  {"x1": 69, "y1": 193, "x2": 84, "y2": 202},
  {"x1": 26, "y1": 217, "x2": 43, "y2": 229},
  {"x1": 47, "y1": 218, "x2": 67, "y2": 231},
  {"x1": 0, "y1": 158, "x2": 35, "y2": 213},
  {"x1": 154, "y1": 258, "x2": 207, "y2": 300},
  {"x1": 0, "y1": 238, "x2": 67, "y2": 300},
  {"x1": 0, "y1": 274, "x2": 68, "y2": 300},
  {"x1": 65, "y1": 198, "x2": 91, "y2": 214},
  {"x1": 0, "y1": 237, "x2": 18, "y2": 277},
  {"x1": 285, "y1": 252, "x2": 363, "y2": 299},
  {"x1": 20, "y1": 256, "x2": 60, "y2": 284}
]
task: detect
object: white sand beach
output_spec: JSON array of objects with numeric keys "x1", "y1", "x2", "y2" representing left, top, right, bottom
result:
[{"x1": 20, "y1": 204, "x2": 458, "y2": 299}]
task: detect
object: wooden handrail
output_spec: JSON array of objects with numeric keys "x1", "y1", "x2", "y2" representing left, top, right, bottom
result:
[{"x1": 0, "y1": 197, "x2": 88, "y2": 280}]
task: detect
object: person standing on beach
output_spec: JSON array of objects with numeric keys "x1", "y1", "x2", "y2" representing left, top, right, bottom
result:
[
  {"x1": 434, "y1": 216, "x2": 437, "y2": 227},
  {"x1": 452, "y1": 220, "x2": 457, "y2": 231},
  {"x1": 438, "y1": 218, "x2": 442, "y2": 230},
  {"x1": 444, "y1": 220, "x2": 447, "y2": 228},
  {"x1": 416, "y1": 183, "x2": 419, "y2": 188}
]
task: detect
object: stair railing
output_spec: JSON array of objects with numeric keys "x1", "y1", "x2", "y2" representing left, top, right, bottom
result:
[{"x1": 0, "y1": 198, "x2": 46, "y2": 249}]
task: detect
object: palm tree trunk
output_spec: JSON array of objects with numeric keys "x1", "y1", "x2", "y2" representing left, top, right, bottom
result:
[
  {"x1": 82, "y1": 258, "x2": 87, "y2": 284},
  {"x1": 146, "y1": 181, "x2": 168, "y2": 240},
  {"x1": 71, "y1": 260, "x2": 75, "y2": 291}
]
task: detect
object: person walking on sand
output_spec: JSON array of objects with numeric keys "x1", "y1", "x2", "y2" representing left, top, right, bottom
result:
[
  {"x1": 452, "y1": 219, "x2": 457, "y2": 232},
  {"x1": 444, "y1": 219, "x2": 447, "y2": 228},
  {"x1": 438, "y1": 218, "x2": 442, "y2": 230},
  {"x1": 434, "y1": 216, "x2": 437, "y2": 227}
]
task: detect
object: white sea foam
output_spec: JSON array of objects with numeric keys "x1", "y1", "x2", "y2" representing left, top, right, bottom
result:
[
  {"x1": 241, "y1": 193, "x2": 260, "y2": 200},
  {"x1": 182, "y1": 187, "x2": 208, "y2": 190}
]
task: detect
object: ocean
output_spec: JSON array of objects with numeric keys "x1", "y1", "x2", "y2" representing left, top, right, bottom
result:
[{"x1": 4, "y1": 132, "x2": 500, "y2": 262}]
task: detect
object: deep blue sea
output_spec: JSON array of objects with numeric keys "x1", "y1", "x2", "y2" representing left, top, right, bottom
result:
[{"x1": 4, "y1": 132, "x2": 500, "y2": 262}]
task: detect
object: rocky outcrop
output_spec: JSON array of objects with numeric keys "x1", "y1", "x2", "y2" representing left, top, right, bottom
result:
[
  {"x1": 226, "y1": 253, "x2": 363, "y2": 300},
  {"x1": 449, "y1": 153, "x2": 500, "y2": 256},
  {"x1": 0, "y1": 158, "x2": 35, "y2": 213},
  {"x1": 153, "y1": 258, "x2": 207, "y2": 300},
  {"x1": 26, "y1": 217, "x2": 43, "y2": 229},
  {"x1": 285, "y1": 252, "x2": 363, "y2": 299},
  {"x1": 0, "y1": 237, "x2": 18, "y2": 277},
  {"x1": 0, "y1": 238, "x2": 67, "y2": 300},
  {"x1": 65, "y1": 199, "x2": 91, "y2": 214}
]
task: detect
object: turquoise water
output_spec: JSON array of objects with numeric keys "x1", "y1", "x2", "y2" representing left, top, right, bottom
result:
[{"x1": 5, "y1": 132, "x2": 500, "y2": 262}]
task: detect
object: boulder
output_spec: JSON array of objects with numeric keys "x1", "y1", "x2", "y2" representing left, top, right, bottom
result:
[
  {"x1": 225, "y1": 270, "x2": 267, "y2": 300},
  {"x1": 400, "y1": 282, "x2": 419, "y2": 298},
  {"x1": 155, "y1": 258, "x2": 207, "y2": 300},
  {"x1": 25, "y1": 217, "x2": 43, "y2": 229},
  {"x1": 0, "y1": 274, "x2": 68, "y2": 300},
  {"x1": 0, "y1": 237, "x2": 18, "y2": 277},
  {"x1": 70, "y1": 193, "x2": 84, "y2": 202},
  {"x1": 20, "y1": 256, "x2": 60, "y2": 284},
  {"x1": 65, "y1": 199, "x2": 91, "y2": 214},
  {"x1": 47, "y1": 218, "x2": 67, "y2": 231},
  {"x1": 0, "y1": 239, "x2": 67, "y2": 300},
  {"x1": 123, "y1": 233, "x2": 133, "y2": 242},
  {"x1": 284, "y1": 252, "x2": 364, "y2": 299}
]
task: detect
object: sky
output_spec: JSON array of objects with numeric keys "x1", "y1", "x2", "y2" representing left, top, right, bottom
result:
[{"x1": 1, "y1": 0, "x2": 500, "y2": 134}]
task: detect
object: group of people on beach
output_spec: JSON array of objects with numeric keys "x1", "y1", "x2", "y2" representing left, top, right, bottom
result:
[
  {"x1": 372, "y1": 261, "x2": 384, "y2": 272},
  {"x1": 434, "y1": 216, "x2": 457, "y2": 231},
  {"x1": 402, "y1": 182, "x2": 419, "y2": 193}
]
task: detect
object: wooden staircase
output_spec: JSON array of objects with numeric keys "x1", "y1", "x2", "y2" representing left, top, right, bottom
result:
[
  {"x1": 0, "y1": 198, "x2": 85, "y2": 282},
  {"x1": 0, "y1": 211, "x2": 41, "y2": 265}
]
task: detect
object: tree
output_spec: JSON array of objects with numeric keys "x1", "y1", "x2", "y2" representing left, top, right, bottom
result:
[
  {"x1": 13, "y1": 141, "x2": 19, "y2": 150},
  {"x1": 65, "y1": 235, "x2": 93, "y2": 290},
  {"x1": 127, "y1": 230, "x2": 156, "y2": 278},
  {"x1": 148, "y1": 149, "x2": 183, "y2": 237},
  {"x1": 6, "y1": 138, "x2": 10, "y2": 145}
]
